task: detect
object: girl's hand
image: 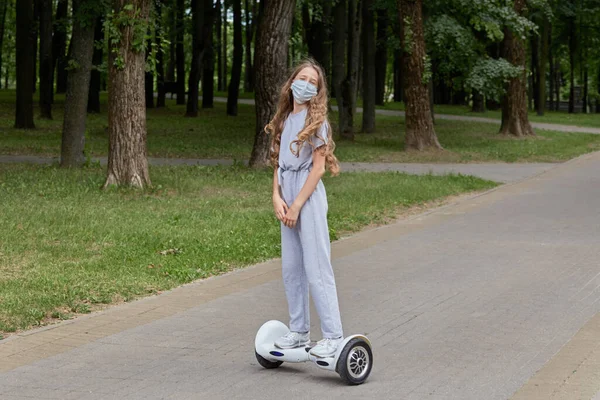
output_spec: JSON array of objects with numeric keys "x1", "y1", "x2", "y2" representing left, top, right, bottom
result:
[
  {"x1": 283, "y1": 204, "x2": 300, "y2": 228},
  {"x1": 273, "y1": 195, "x2": 289, "y2": 221}
]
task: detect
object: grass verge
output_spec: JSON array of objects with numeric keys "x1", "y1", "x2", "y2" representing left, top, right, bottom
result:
[
  {"x1": 2, "y1": 91, "x2": 600, "y2": 163},
  {"x1": 0, "y1": 163, "x2": 497, "y2": 335}
]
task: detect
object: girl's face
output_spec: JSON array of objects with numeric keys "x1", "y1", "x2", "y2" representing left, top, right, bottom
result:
[{"x1": 294, "y1": 67, "x2": 319, "y2": 89}]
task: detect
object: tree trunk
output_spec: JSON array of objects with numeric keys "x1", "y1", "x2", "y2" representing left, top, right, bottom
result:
[
  {"x1": 87, "y1": 16, "x2": 103, "y2": 113},
  {"x1": 332, "y1": 0, "x2": 347, "y2": 133},
  {"x1": 361, "y1": 0, "x2": 375, "y2": 132},
  {"x1": 554, "y1": 60, "x2": 561, "y2": 111},
  {"x1": 104, "y1": 0, "x2": 152, "y2": 188},
  {"x1": 596, "y1": 67, "x2": 600, "y2": 113},
  {"x1": 167, "y1": 2, "x2": 175, "y2": 82},
  {"x1": 392, "y1": 15, "x2": 402, "y2": 103},
  {"x1": 340, "y1": 0, "x2": 361, "y2": 141},
  {"x1": 398, "y1": 0, "x2": 441, "y2": 150},
  {"x1": 32, "y1": 0, "x2": 38, "y2": 93},
  {"x1": 202, "y1": 0, "x2": 215, "y2": 108},
  {"x1": 243, "y1": 0, "x2": 254, "y2": 92},
  {"x1": 248, "y1": 0, "x2": 295, "y2": 168},
  {"x1": 374, "y1": 8, "x2": 387, "y2": 105},
  {"x1": 303, "y1": 0, "x2": 331, "y2": 80},
  {"x1": 568, "y1": 9, "x2": 575, "y2": 114},
  {"x1": 582, "y1": 63, "x2": 588, "y2": 114},
  {"x1": 60, "y1": 0, "x2": 96, "y2": 166},
  {"x1": 216, "y1": 0, "x2": 222, "y2": 91},
  {"x1": 186, "y1": 0, "x2": 204, "y2": 117},
  {"x1": 156, "y1": 0, "x2": 165, "y2": 108},
  {"x1": 16, "y1": 0, "x2": 36, "y2": 128},
  {"x1": 537, "y1": 17, "x2": 548, "y2": 116},
  {"x1": 222, "y1": 2, "x2": 228, "y2": 92},
  {"x1": 145, "y1": 39, "x2": 154, "y2": 108},
  {"x1": 393, "y1": 49, "x2": 402, "y2": 102},
  {"x1": 472, "y1": 89, "x2": 484, "y2": 112},
  {"x1": 227, "y1": 0, "x2": 243, "y2": 115},
  {"x1": 499, "y1": 0, "x2": 534, "y2": 137},
  {"x1": 53, "y1": 0, "x2": 68, "y2": 94},
  {"x1": 38, "y1": 0, "x2": 52, "y2": 119},
  {"x1": 176, "y1": 0, "x2": 185, "y2": 104},
  {"x1": 530, "y1": 31, "x2": 539, "y2": 112},
  {"x1": 548, "y1": 23, "x2": 554, "y2": 112},
  {"x1": 0, "y1": 0, "x2": 8, "y2": 89}
]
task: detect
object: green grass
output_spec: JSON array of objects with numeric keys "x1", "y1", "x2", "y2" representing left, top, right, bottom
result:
[
  {"x1": 2, "y1": 90, "x2": 600, "y2": 163},
  {"x1": 0, "y1": 163, "x2": 496, "y2": 334},
  {"x1": 373, "y1": 101, "x2": 600, "y2": 128},
  {"x1": 339, "y1": 117, "x2": 600, "y2": 163}
]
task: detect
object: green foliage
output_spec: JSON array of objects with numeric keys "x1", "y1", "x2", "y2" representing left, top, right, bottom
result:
[
  {"x1": 424, "y1": 0, "x2": 542, "y2": 98},
  {"x1": 104, "y1": 2, "x2": 153, "y2": 70},
  {"x1": 422, "y1": 54, "x2": 432, "y2": 84},
  {"x1": 465, "y1": 57, "x2": 521, "y2": 101},
  {"x1": 65, "y1": 58, "x2": 81, "y2": 71},
  {"x1": 425, "y1": 14, "x2": 478, "y2": 82},
  {"x1": 74, "y1": 0, "x2": 110, "y2": 29}
]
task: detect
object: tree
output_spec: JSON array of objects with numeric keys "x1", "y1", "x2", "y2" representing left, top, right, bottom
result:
[
  {"x1": 393, "y1": 49, "x2": 402, "y2": 102},
  {"x1": 38, "y1": 0, "x2": 53, "y2": 118},
  {"x1": 88, "y1": 16, "x2": 103, "y2": 113},
  {"x1": 60, "y1": 0, "x2": 97, "y2": 166},
  {"x1": 156, "y1": 0, "x2": 166, "y2": 108},
  {"x1": 243, "y1": 0, "x2": 255, "y2": 92},
  {"x1": 0, "y1": 0, "x2": 8, "y2": 89},
  {"x1": 567, "y1": 0, "x2": 576, "y2": 113},
  {"x1": 597, "y1": 67, "x2": 600, "y2": 113},
  {"x1": 302, "y1": 0, "x2": 332, "y2": 80},
  {"x1": 537, "y1": 16, "x2": 549, "y2": 116},
  {"x1": 202, "y1": 0, "x2": 215, "y2": 108},
  {"x1": 175, "y1": 0, "x2": 185, "y2": 104},
  {"x1": 375, "y1": 7, "x2": 388, "y2": 105},
  {"x1": 31, "y1": 0, "x2": 38, "y2": 92},
  {"x1": 145, "y1": 30, "x2": 155, "y2": 108},
  {"x1": 361, "y1": 0, "x2": 375, "y2": 132},
  {"x1": 249, "y1": 0, "x2": 295, "y2": 167},
  {"x1": 166, "y1": 0, "x2": 175, "y2": 82},
  {"x1": 332, "y1": 0, "x2": 346, "y2": 126},
  {"x1": 398, "y1": 0, "x2": 441, "y2": 150},
  {"x1": 104, "y1": 0, "x2": 152, "y2": 188},
  {"x1": 52, "y1": 0, "x2": 68, "y2": 94},
  {"x1": 15, "y1": 0, "x2": 35, "y2": 128},
  {"x1": 222, "y1": 1, "x2": 228, "y2": 92},
  {"x1": 186, "y1": 0, "x2": 204, "y2": 116},
  {"x1": 227, "y1": 0, "x2": 242, "y2": 115},
  {"x1": 499, "y1": 0, "x2": 534, "y2": 137},
  {"x1": 340, "y1": 0, "x2": 361, "y2": 141},
  {"x1": 216, "y1": 0, "x2": 223, "y2": 91}
]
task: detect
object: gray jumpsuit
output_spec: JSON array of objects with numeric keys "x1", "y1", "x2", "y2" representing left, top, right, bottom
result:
[{"x1": 277, "y1": 108, "x2": 344, "y2": 339}]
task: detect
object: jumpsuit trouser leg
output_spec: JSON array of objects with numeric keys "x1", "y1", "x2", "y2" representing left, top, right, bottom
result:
[{"x1": 280, "y1": 171, "x2": 343, "y2": 339}]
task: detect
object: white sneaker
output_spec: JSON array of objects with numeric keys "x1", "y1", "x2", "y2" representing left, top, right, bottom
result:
[
  {"x1": 274, "y1": 331, "x2": 310, "y2": 349},
  {"x1": 309, "y1": 337, "x2": 343, "y2": 358}
]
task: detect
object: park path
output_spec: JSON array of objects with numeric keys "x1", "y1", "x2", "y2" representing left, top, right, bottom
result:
[
  {"x1": 0, "y1": 155, "x2": 556, "y2": 183},
  {"x1": 221, "y1": 96, "x2": 600, "y2": 134},
  {"x1": 1, "y1": 148, "x2": 600, "y2": 399}
]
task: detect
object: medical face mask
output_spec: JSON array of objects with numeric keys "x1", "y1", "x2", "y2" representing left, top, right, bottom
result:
[{"x1": 291, "y1": 79, "x2": 318, "y2": 104}]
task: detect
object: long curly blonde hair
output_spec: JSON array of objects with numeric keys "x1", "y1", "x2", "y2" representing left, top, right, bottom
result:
[{"x1": 266, "y1": 59, "x2": 340, "y2": 176}]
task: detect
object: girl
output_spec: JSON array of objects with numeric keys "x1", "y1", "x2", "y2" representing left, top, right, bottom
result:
[{"x1": 267, "y1": 59, "x2": 344, "y2": 358}]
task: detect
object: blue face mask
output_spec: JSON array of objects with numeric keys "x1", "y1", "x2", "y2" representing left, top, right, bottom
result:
[{"x1": 291, "y1": 79, "x2": 318, "y2": 104}]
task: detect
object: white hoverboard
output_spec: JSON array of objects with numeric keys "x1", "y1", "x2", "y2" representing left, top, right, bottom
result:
[{"x1": 254, "y1": 320, "x2": 373, "y2": 385}]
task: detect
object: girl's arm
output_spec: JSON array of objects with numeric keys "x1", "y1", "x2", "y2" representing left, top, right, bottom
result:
[
  {"x1": 273, "y1": 168, "x2": 288, "y2": 221},
  {"x1": 282, "y1": 147, "x2": 326, "y2": 228}
]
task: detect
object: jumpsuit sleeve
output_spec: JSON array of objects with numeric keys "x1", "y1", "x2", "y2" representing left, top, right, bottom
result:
[{"x1": 311, "y1": 122, "x2": 330, "y2": 149}]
